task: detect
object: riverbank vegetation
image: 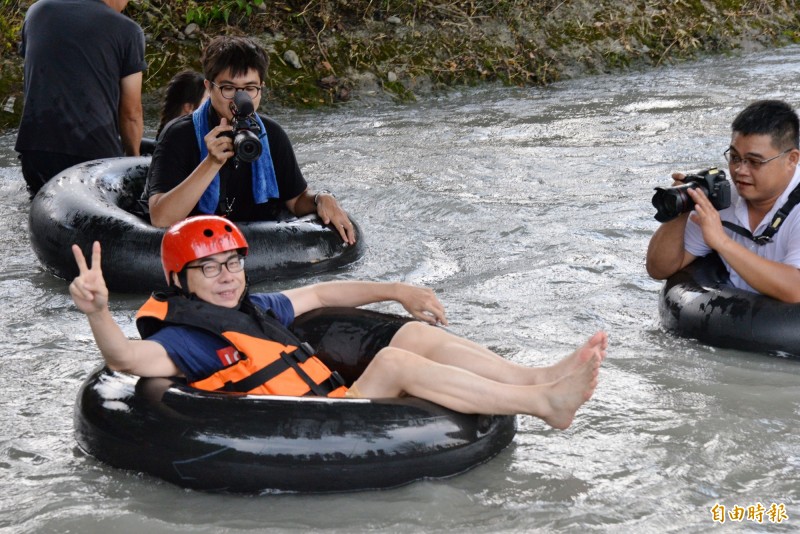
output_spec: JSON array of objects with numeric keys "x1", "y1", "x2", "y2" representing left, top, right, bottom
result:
[{"x1": 2, "y1": 0, "x2": 799, "y2": 129}]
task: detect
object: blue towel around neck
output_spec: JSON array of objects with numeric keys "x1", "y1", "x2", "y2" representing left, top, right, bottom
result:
[{"x1": 191, "y1": 98, "x2": 279, "y2": 214}]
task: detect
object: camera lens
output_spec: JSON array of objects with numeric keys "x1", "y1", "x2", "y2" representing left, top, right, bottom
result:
[
  {"x1": 652, "y1": 169, "x2": 730, "y2": 223},
  {"x1": 671, "y1": 187, "x2": 693, "y2": 213},
  {"x1": 234, "y1": 131, "x2": 262, "y2": 163},
  {"x1": 652, "y1": 183, "x2": 697, "y2": 222}
]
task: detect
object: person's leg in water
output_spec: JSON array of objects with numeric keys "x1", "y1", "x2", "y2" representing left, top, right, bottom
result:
[
  {"x1": 387, "y1": 321, "x2": 607, "y2": 386},
  {"x1": 350, "y1": 329, "x2": 604, "y2": 429}
]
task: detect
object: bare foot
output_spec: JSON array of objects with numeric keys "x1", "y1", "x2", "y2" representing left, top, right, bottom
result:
[
  {"x1": 541, "y1": 331, "x2": 607, "y2": 384},
  {"x1": 538, "y1": 353, "x2": 600, "y2": 430}
]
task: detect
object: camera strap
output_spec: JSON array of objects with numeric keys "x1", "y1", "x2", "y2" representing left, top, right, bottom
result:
[{"x1": 721, "y1": 182, "x2": 800, "y2": 245}]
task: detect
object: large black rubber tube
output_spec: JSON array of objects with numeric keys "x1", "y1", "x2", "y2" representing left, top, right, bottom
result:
[
  {"x1": 659, "y1": 253, "x2": 800, "y2": 359},
  {"x1": 29, "y1": 157, "x2": 365, "y2": 293},
  {"x1": 74, "y1": 308, "x2": 517, "y2": 493}
]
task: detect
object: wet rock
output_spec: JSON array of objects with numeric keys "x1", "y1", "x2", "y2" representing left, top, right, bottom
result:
[
  {"x1": 387, "y1": 71, "x2": 397, "y2": 83},
  {"x1": 318, "y1": 75, "x2": 339, "y2": 88},
  {"x1": 337, "y1": 86, "x2": 351, "y2": 102},
  {"x1": 347, "y1": 70, "x2": 381, "y2": 95},
  {"x1": 2, "y1": 96, "x2": 16, "y2": 113},
  {"x1": 387, "y1": 16, "x2": 402, "y2": 25},
  {"x1": 283, "y1": 50, "x2": 303, "y2": 69},
  {"x1": 184, "y1": 23, "x2": 199, "y2": 38}
]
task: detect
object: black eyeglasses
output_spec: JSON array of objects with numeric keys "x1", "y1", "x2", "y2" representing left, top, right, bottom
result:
[
  {"x1": 723, "y1": 147, "x2": 792, "y2": 170},
  {"x1": 185, "y1": 256, "x2": 245, "y2": 278},
  {"x1": 209, "y1": 80, "x2": 262, "y2": 100}
]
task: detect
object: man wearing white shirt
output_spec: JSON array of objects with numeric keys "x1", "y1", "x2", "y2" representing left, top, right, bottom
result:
[{"x1": 647, "y1": 100, "x2": 800, "y2": 303}]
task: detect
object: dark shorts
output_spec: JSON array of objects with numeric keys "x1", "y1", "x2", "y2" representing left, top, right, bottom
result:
[{"x1": 290, "y1": 309, "x2": 412, "y2": 385}]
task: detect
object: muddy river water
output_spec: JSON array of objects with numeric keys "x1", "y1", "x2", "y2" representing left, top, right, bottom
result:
[{"x1": 1, "y1": 45, "x2": 799, "y2": 533}]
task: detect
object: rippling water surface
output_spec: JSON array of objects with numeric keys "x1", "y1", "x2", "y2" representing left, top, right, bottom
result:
[{"x1": 1, "y1": 46, "x2": 800, "y2": 533}]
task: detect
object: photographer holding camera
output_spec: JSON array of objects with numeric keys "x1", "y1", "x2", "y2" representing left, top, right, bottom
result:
[
  {"x1": 144, "y1": 36, "x2": 355, "y2": 245},
  {"x1": 646, "y1": 100, "x2": 800, "y2": 302}
]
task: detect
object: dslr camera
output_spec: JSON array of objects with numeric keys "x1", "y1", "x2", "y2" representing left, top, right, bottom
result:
[
  {"x1": 651, "y1": 167, "x2": 731, "y2": 222},
  {"x1": 219, "y1": 91, "x2": 262, "y2": 164}
]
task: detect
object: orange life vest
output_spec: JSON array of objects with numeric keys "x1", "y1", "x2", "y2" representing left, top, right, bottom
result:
[{"x1": 135, "y1": 293, "x2": 347, "y2": 398}]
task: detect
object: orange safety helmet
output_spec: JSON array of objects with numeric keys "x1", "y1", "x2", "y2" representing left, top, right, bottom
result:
[{"x1": 161, "y1": 215, "x2": 249, "y2": 284}]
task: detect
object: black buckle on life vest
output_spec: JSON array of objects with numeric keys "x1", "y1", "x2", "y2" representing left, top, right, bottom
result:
[
  {"x1": 301, "y1": 371, "x2": 346, "y2": 397},
  {"x1": 278, "y1": 348, "x2": 335, "y2": 397},
  {"x1": 295, "y1": 343, "x2": 346, "y2": 392},
  {"x1": 292, "y1": 342, "x2": 315, "y2": 363},
  {"x1": 328, "y1": 371, "x2": 346, "y2": 389}
]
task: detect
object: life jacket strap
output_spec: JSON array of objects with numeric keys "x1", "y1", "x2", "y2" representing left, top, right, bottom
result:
[
  {"x1": 217, "y1": 356, "x2": 292, "y2": 393},
  {"x1": 218, "y1": 342, "x2": 344, "y2": 397},
  {"x1": 277, "y1": 345, "x2": 337, "y2": 397}
]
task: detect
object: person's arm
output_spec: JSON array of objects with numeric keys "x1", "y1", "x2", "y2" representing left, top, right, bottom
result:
[
  {"x1": 285, "y1": 188, "x2": 356, "y2": 244},
  {"x1": 119, "y1": 72, "x2": 144, "y2": 157},
  {"x1": 687, "y1": 187, "x2": 800, "y2": 302},
  {"x1": 262, "y1": 116, "x2": 356, "y2": 243},
  {"x1": 283, "y1": 281, "x2": 448, "y2": 325},
  {"x1": 646, "y1": 212, "x2": 698, "y2": 279},
  {"x1": 646, "y1": 173, "x2": 699, "y2": 279},
  {"x1": 69, "y1": 242, "x2": 180, "y2": 376},
  {"x1": 149, "y1": 120, "x2": 234, "y2": 228}
]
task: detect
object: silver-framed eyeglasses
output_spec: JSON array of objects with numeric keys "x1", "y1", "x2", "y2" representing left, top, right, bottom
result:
[
  {"x1": 209, "y1": 80, "x2": 262, "y2": 100},
  {"x1": 723, "y1": 147, "x2": 792, "y2": 170},
  {"x1": 185, "y1": 256, "x2": 245, "y2": 278}
]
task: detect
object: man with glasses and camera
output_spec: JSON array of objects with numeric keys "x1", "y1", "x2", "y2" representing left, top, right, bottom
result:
[
  {"x1": 145, "y1": 36, "x2": 355, "y2": 245},
  {"x1": 647, "y1": 99, "x2": 800, "y2": 302}
]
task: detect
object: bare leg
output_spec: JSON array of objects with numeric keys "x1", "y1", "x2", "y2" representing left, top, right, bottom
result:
[
  {"x1": 351, "y1": 346, "x2": 601, "y2": 429},
  {"x1": 389, "y1": 322, "x2": 607, "y2": 385}
]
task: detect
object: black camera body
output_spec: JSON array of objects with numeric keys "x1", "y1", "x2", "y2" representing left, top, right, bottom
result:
[
  {"x1": 219, "y1": 91, "x2": 262, "y2": 164},
  {"x1": 652, "y1": 167, "x2": 731, "y2": 222}
]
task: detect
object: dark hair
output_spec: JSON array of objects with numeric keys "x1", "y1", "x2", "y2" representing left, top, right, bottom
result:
[
  {"x1": 201, "y1": 36, "x2": 270, "y2": 85},
  {"x1": 156, "y1": 70, "x2": 206, "y2": 137},
  {"x1": 732, "y1": 100, "x2": 800, "y2": 150}
]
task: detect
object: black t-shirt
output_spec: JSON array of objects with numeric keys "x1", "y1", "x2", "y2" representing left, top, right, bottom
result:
[
  {"x1": 15, "y1": 0, "x2": 146, "y2": 158},
  {"x1": 145, "y1": 111, "x2": 308, "y2": 221}
]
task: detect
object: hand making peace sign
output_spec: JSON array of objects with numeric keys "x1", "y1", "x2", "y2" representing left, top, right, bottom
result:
[{"x1": 69, "y1": 241, "x2": 109, "y2": 315}]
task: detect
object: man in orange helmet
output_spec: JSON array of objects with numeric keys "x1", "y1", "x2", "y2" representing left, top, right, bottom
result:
[{"x1": 70, "y1": 216, "x2": 605, "y2": 429}]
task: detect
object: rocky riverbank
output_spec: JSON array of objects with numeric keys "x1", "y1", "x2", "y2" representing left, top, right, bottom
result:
[{"x1": 2, "y1": 0, "x2": 799, "y2": 130}]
